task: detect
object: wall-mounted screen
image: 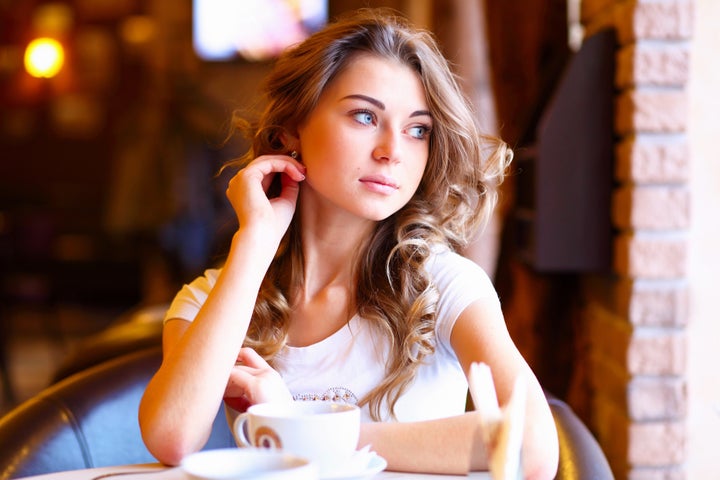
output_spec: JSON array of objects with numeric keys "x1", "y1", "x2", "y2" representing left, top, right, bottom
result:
[{"x1": 192, "y1": 0, "x2": 328, "y2": 61}]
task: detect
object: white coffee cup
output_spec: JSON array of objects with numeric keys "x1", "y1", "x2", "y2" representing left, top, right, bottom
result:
[
  {"x1": 180, "y1": 447, "x2": 318, "y2": 480},
  {"x1": 232, "y1": 402, "x2": 361, "y2": 477}
]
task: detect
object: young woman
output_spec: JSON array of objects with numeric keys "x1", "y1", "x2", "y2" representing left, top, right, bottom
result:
[{"x1": 139, "y1": 8, "x2": 558, "y2": 479}]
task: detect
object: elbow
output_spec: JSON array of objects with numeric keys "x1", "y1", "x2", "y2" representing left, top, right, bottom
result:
[
  {"x1": 522, "y1": 439, "x2": 559, "y2": 480},
  {"x1": 141, "y1": 423, "x2": 200, "y2": 466},
  {"x1": 525, "y1": 456, "x2": 559, "y2": 480},
  {"x1": 522, "y1": 411, "x2": 559, "y2": 480},
  {"x1": 139, "y1": 402, "x2": 202, "y2": 466},
  {"x1": 147, "y1": 441, "x2": 188, "y2": 467},
  {"x1": 524, "y1": 433, "x2": 559, "y2": 480}
]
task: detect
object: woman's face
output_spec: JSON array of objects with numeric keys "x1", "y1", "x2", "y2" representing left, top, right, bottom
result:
[{"x1": 295, "y1": 53, "x2": 431, "y2": 222}]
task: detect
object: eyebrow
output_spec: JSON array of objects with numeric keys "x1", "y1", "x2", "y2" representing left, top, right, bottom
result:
[{"x1": 342, "y1": 94, "x2": 431, "y2": 119}]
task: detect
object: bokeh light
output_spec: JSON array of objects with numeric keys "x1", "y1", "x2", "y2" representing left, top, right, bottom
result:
[{"x1": 24, "y1": 37, "x2": 65, "y2": 78}]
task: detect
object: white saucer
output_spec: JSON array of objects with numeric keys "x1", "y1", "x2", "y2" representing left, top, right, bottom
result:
[
  {"x1": 320, "y1": 454, "x2": 387, "y2": 480},
  {"x1": 181, "y1": 448, "x2": 317, "y2": 480}
]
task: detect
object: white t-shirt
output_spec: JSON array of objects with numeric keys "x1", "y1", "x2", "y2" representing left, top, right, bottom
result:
[{"x1": 165, "y1": 247, "x2": 499, "y2": 423}]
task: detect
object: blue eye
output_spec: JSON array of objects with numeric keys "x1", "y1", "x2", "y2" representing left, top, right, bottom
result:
[
  {"x1": 408, "y1": 125, "x2": 430, "y2": 139},
  {"x1": 352, "y1": 110, "x2": 375, "y2": 126}
]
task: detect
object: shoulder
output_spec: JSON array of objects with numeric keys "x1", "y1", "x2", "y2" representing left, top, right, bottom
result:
[
  {"x1": 424, "y1": 245, "x2": 500, "y2": 348},
  {"x1": 163, "y1": 268, "x2": 222, "y2": 322},
  {"x1": 190, "y1": 268, "x2": 222, "y2": 290},
  {"x1": 178, "y1": 268, "x2": 222, "y2": 301},
  {"x1": 424, "y1": 245, "x2": 496, "y2": 300}
]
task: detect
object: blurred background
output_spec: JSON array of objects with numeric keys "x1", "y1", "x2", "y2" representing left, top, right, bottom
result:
[
  {"x1": 0, "y1": 1, "x2": 718, "y2": 478},
  {"x1": 2, "y1": 0, "x2": 575, "y2": 403},
  {"x1": 0, "y1": 0, "x2": 305, "y2": 317}
]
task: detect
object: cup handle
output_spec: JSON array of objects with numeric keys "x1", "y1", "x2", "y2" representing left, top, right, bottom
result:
[{"x1": 232, "y1": 413, "x2": 252, "y2": 447}]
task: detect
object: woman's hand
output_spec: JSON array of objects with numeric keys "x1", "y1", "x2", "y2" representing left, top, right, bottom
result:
[
  {"x1": 226, "y1": 154, "x2": 306, "y2": 245},
  {"x1": 223, "y1": 347, "x2": 293, "y2": 412}
]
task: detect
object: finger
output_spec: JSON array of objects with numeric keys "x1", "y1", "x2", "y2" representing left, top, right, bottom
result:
[
  {"x1": 275, "y1": 171, "x2": 302, "y2": 204},
  {"x1": 265, "y1": 174, "x2": 301, "y2": 220},
  {"x1": 227, "y1": 365, "x2": 256, "y2": 395},
  {"x1": 247, "y1": 155, "x2": 306, "y2": 183},
  {"x1": 224, "y1": 373, "x2": 248, "y2": 397},
  {"x1": 224, "y1": 395, "x2": 251, "y2": 413},
  {"x1": 236, "y1": 347, "x2": 271, "y2": 369}
]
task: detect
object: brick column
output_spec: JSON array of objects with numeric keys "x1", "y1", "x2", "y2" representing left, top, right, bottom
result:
[{"x1": 579, "y1": 1, "x2": 693, "y2": 479}]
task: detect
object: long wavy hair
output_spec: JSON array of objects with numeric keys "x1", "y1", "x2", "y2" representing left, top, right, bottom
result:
[{"x1": 227, "y1": 8, "x2": 511, "y2": 420}]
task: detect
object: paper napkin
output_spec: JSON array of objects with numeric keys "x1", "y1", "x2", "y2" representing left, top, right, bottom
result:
[{"x1": 468, "y1": 362, "x2": 526, "y2": 480}]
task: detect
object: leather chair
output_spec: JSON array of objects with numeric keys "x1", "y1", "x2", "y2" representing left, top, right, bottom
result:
[
  {"x1": 548, "y1": 396, "x2": 614, "y2": 479},
  {"x1": 51, "y1": 304, "x2": 166, "y2": 383},
  {"x1": 0, "y1": 347, "x2": 234, "y2": 480},
  {"x1": 0, "y1": 346, "x2": 613, "y2": 480}
]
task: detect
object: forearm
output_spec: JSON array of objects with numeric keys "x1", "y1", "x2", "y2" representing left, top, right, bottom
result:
[
  {"x1": 359, "y1": 412, "x2": 487, "y2": 475},
  {"x1": 519, "y1": 385, "x2": 559, "y2": 480},
  {"x1": 450, "y1": 301, "x2": 559, "y2": 479},
  {"x1": 358, "y1": 405, "x2": 557, "y2": 479},
  {"x1": 139, "y1": 230, "x2": 276, "y2": 464}
]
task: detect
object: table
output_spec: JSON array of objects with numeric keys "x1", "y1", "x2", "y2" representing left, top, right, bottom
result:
[{"x1": 15, "y1": 463, "x2": 492, "y2": 479}]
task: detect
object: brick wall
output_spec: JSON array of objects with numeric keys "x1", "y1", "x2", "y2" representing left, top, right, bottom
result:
[{"x1": 579, "y1": 1, "x2": 693, "y2": 479}]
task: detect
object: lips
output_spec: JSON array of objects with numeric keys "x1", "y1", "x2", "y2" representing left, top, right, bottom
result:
[{"x1": 359, "y1": 175, "x2": 399, "y2": 195}]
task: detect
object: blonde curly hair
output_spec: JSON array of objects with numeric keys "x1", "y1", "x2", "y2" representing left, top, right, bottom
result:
[{"x1": 227, "y1": 8, "x2": 511, "y2": 420}]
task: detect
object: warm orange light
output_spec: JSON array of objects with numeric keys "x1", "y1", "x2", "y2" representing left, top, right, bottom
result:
[{"x1": 24, "y1": 37, "x2": 64, "y2": 78}]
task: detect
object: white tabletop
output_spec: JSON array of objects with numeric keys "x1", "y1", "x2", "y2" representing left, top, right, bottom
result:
[{"x1": 15, "y1": 463, "x2": 492, "y2": 479}]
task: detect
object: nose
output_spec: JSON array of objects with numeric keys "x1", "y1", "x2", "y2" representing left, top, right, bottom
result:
[{"x1": 372, "y1": 127, "x2": 400, "y2": 163}]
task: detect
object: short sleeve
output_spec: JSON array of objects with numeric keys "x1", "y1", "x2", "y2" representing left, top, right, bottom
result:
[
  {"x1": 425, "y1": 248, "x2": 500, "y2": 352},
  {"x1": 163, "y1": 268, "x2": 221, "y2": 323}
]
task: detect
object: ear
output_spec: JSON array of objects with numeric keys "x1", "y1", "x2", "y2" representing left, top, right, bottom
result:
[{"x1": 280, "y1": 131, "x2": 301, "y2": 154}]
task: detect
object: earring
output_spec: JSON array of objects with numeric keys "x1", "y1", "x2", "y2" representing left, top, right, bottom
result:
[{"x1": 290, "y1": 151, "x2": 298, "y2": 159}]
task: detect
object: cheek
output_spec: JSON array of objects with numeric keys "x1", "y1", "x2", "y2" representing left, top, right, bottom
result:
[
  {"x1": 409, "y1": 158, "x2": 429, "y2": 189},
  {"x1": 300, "y1": 163, "x2": 343, "y2": 198},
  {"x1": 302, "y1": 145, "x2": 357, "y2": 184}
]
